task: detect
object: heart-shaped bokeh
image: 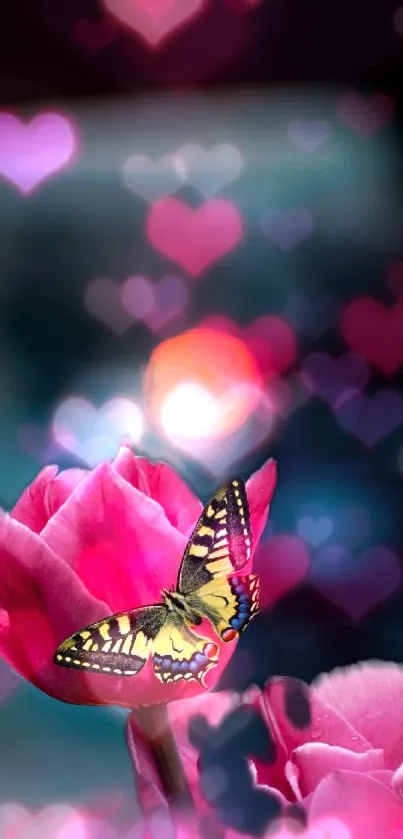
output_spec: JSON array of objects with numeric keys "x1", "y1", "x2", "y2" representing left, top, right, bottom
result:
[
  {"x1": 146, "y1": 197, "x2": 243, "y2": 276},
  {"x1": 335, "y1": 389, "x2": 403, "y2": 446},
  {"x1": 337, "y1": 92, "x2": 395, "y2": 138},
  {"x1": 284, "y1": 292, "x2": 340, "y2": 340},
  {"x1": 200, "y1": 314, "x2": 298, "y2": 381},
  {"x1": 52, "y1": 397, "x2": 144, "y2": 466},
  {"x1": 260, "y1": 208, "x2": 314, "y2": 251},
  {"x1": 85, "y1": 274, "x2": 189, "y2": 336},
  {"x1": 340, "y1": 296, "x2": 403, "y2": 375},
  {"x1": 253, "y1": 535, "x2": 311, "y2": 609},
  {"x1": 0, "y1": 112, "x2": 78, "y2": 194},
  {"x1": 286, "y1": 119, "x2": 331, "y2": 154},
  {"x1": 102, "y1": 0, "x2": 208, "y2": 48},
  {"x1": 297, "y1": 516, "x2": 334, "y2": 547},
  {"x1": 174, "y1": 143, "x2": 243, "y2": 197},
  {"x1": 310, "y1": 545, "x2": 401, "y2": 620},
  {"x1": 301, "y1": 352, "x2": 370, "y2": 408}
]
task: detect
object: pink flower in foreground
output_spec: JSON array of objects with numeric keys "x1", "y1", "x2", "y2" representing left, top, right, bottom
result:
[
  {"x1": 0, "y1": 447, "x2": 276, "y2": 708},
  {"x1": 127, "y1": 662, "x2": 403, "y2": 839}
]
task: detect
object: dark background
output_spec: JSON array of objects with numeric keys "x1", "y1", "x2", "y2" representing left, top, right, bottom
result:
[{"x1": 0, "y1": 1, "x2": 403, "y2": 836}]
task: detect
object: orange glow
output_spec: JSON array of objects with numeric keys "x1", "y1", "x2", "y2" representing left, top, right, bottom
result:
[{"x1": 144, "y1": 327, "x2": 263, "y2": 441}]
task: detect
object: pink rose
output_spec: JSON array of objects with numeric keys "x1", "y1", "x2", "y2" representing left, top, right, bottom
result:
[
  {"x1": 0, "y1": 447, "x2": 277, "y2": 708},
  {"x1": 128, "y1": 662, "x2": 403, "y2": 838}
]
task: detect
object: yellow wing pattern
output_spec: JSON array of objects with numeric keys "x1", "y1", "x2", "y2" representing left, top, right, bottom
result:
[{"x1": 152, "y1": 619, "x2": 218, "y2": 685}]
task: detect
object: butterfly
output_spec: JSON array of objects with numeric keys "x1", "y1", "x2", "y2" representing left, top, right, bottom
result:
[{"x1": 53, "y1": 477, "x2": 259, "y2": 687}]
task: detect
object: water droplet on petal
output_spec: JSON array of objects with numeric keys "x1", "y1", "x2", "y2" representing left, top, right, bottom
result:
[{"x1": 310, "y1": 726, "x2": 324, "y2": 739}]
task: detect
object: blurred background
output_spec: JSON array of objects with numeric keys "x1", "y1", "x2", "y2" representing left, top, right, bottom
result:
[{"x1": 1, "y1": 0, "x2": 403, "y2": 836}]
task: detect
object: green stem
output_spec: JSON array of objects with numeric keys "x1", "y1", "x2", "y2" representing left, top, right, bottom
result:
[{"x1": 133, "y1": 704, "x2": 195, "y2": 814}]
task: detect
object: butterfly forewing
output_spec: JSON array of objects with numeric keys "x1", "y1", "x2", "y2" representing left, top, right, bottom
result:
[
  {"x1": 178, "y1": 478, "x2": 253, "y2": 596},
  {"x1": 53, "y1": 604, "x2": 167, "y2": 676}
]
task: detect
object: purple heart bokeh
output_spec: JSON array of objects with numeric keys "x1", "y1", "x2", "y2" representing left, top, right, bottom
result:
[
  {"x1": 310, "y1": 545, "x2": 401, "y2": 620},
  {"x1": 260, "y1": 208, "x2": 313, "y2": 251},
  {"x1": 335, "y1": 389, "x2": 403, "y2": 446},
  {"x1": 284, "y1": 293, "x2": 340, "y2": 340},
  {"x1": 297, "y1": 516, "x2": 333, "y2": 547},
  {"x1": 286, "y1": 119, "x2": 331, "y2": 154},
  {"x1": 301, "y1": 352, "x2": 370, "y2": 408}
]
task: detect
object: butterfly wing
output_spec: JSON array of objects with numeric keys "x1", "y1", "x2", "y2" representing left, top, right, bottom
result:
[
  {"x1": 178, "y1": 477, "x2": 253, "y2": 596},
  {"x1": 191, "y1": 573, "x2": 260, "y2": 642},
  {"x1": 152, "y1": 615, "x2": 218, "y2": 686},
  {"x1": 53, "y1": 604, "x2": 168, "y2": 676}
]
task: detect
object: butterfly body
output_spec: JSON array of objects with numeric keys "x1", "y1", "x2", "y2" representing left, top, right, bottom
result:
[{"x1": 54, "y1": 477, "x2": 260, "y2": 687}]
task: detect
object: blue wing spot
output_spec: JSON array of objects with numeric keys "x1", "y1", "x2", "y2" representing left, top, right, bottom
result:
[{"x1": 195, "y1": 652, "x2": 205, "y2": 663}]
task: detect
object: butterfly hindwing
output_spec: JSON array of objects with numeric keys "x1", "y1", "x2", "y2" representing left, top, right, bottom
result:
[
  {"x1": 53, "y1": 604, "x2": 167, "y2": 676},
  {"x1": 190, "y1": 574, "x2": 260, "y2": 642},
  {"x1": 178, "y1": 478, "x2": 253, "y2": 597},
  {"x1": 152, "y1": 615, "x2": 219, "y2": 686}
]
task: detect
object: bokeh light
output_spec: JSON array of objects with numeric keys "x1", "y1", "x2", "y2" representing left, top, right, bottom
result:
[{"x1": 144, "y1": 326, "x2": 263, "y2": 442}]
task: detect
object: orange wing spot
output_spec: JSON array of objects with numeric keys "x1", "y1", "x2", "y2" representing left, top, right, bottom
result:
[{"x1": 222, "y1": 628, "x2": 238, "y2": 642}]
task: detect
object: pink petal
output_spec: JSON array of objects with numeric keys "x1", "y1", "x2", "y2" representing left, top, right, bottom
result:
[
  {"x1": 44, "y1": 468, "x2": 89, "y2": 519},
  {"x1": 369, "y1": 769, "x2": 395, "y2": 788},
  {"x1": 253, "y1": 535, "x2": 310, "y2": 610},
  {"x1": 392, "y1": 762, "x2": 403, "y2": 799},
  {"x1": 246, "y1": 458, "x2": 277, "y2": 550},
  {"x1": 10, "y1": 465, "x2": 58, "y2": 531},
  {"x1": 112, "y1": 447, "x2": 203, "y2": 537},
  {"x1": 313, "y1": 661, "x2": 403, "y2": 770},
  {"x1": 287, "y1": 743, "x2": 384, "y2": 799},
  {"x1": 244, "y1": 679, "x2": 371, "y2": 802},
  {"x1": 0, "y1": 511, "x2": 108, "y2": 702},
  {"x1": 309, "y1": 771, "x2": 403, "y2": 839},
  {"x1": 40, "y1": 462, "x2": 188, "y2": 611}
]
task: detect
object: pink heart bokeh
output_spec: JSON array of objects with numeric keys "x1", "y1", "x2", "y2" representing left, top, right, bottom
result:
[
  {"x1": 0, "y1": 112, "x2": 78, "y2": 194},
  {"x1": 85, "y1": 274, "x2": 189, "y2": 335},
  {"x1": 102, "y1": 0, "x2": 208, "y2": 47},
  {"x1": 337, "y1": 92, "x2": 395, "y2": 138},
  {"x1": 73, "y1": 18, "x2": 117, "y2": 54},
  {"x1": 146, "y1": 197, "x2": 243, "y2": 276}
]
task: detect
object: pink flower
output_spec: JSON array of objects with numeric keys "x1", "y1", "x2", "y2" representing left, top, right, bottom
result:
[
  {"x1": 0, "y1": 447, "x2": 276, "y2": 708},
  {"x1": 127, "y1": 662, "x2": 403, "y2": 839}
]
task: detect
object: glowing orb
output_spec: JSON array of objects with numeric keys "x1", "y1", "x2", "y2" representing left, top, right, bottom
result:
[{"x1": 145, "y1": 327, "x2": 262, "y2": 441}]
